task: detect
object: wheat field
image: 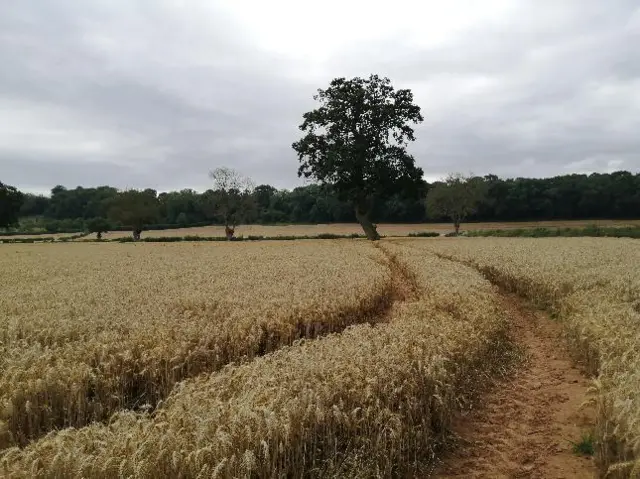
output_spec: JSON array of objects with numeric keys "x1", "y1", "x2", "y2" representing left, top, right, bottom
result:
[
  {"x1": 421, "y1": 237, "x2": 640, "y2": 478},
  {"x1": 0, "y1": 242, "x2": 513, "y2": 477},
  {"x1": 0, "y1": 241, "x2": 392, "y2": 448},
  {"x1": 0, "y1": 238, "x2": 639, "y2": 477}
]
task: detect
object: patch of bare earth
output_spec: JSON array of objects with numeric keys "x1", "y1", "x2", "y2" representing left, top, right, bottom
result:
[{"x1": 434, "y1": 293, "x2": 596, "y2": 479}]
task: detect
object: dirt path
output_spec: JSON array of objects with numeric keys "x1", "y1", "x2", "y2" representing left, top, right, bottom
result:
[{"x1": 433, "y1": 293, "x2": 596, "y2": 479}]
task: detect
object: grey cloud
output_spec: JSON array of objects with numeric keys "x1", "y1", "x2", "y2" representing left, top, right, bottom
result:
[
  {"x1": 328, "y1": 0, "x2": 640, "y2": 180},
  {"x1": 1, "y1": 0, "x2": 639, "y2": 193},
  {"x1": 1, "y1": 0, "x2": 310, "y2": 191},
  {"x1": 2, "y1": 154, "x2": 141, "y2": 189}
]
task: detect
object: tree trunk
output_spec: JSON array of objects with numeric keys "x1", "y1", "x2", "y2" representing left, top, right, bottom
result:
[
  {"x1": 225, "y1": 225, "x2": 235, "y2": 241},
  {"x1": 355, "y1": 207, "x2": 380, "y2": 241},
  {"x1": 132, "y1": 228, "x2": 142, "y2": 241},
  {"x1": 97, "y1": 231, "x2": 102, "y2": 241},
  {"x1": 454, "y1": 221, "x2": 460, "y2": 236}
]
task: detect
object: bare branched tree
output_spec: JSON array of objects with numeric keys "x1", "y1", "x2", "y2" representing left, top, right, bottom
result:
[{"x1": 208, "y1": 167, "x2": 256, "y2": 240}]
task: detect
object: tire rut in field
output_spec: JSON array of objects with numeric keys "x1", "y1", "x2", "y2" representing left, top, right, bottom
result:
[
  {"x1": 98, "y1": 246, "x2": 414, "y2": 413},
  {"x1": 2, "y1": 245, "x2": 417, "y2": 450},
  {"x1": 431, "y1": 263, "x2": 596, "y2": 478},
  {"x1": 375, "y1": 243, "x2": 420, "y2": 303}
]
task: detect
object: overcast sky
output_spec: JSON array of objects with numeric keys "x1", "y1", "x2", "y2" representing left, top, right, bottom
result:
[{"x1": 1, "y1": 1, "x2": 639, "y2": 194}]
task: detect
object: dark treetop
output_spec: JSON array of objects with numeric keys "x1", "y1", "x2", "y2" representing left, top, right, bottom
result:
[{"x1": 292, "y1": 75, "x2": 425, "y2": 239}]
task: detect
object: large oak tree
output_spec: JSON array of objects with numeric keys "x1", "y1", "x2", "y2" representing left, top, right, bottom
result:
[{"x1": 292, "y1": 74, "x2": 424, "y2": 240}]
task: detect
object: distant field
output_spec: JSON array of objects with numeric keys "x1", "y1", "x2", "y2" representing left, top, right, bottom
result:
[{"x1": 92, "y1": 219, "x2": 640, "y2": 240}]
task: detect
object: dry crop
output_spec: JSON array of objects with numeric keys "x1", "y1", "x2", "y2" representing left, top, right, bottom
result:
[
  {"x1": 419, "y1": 237, "x2": 640, "y2": 478},
  {"x1": 0, "y1": 241, "x2": 393, "y2": 448},
  {"x1": 0, "y1": 245, "x2": 513, "y2": 478}
]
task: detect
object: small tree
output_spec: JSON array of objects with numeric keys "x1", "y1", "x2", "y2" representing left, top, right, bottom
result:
[
  {"x1": 426, "y1": 173, "x2": 488, "y2": 235},
  {"x1": 208, "y1": 167, "x2": 255, "y2": 240},
  {"x1": 85, "y1": 217, "x2": 111, "y2": 240},
  {"x1": 0, "y1": 182, "x2": 24, "y2": 229},
  {"x1": 107, "y1": 190, "x2": 159, "y2": 240},
  {"x1": 292, "y1": 74, "x2": 424, "y2": 240}
]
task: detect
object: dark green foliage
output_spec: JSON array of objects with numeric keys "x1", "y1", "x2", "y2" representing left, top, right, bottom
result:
[
  {"x1": 426, "y1": 174, "x2": 488, "y2": 235},
  {"x1": 5, "y1": 171, "x2": 640, "y2": 234},
  {"x1": 85, "y1": 217, "x2": 112, "y2": 239},
  {"x1": 0, "y1": 237, "x2": 56, "y2": 244},
  {"x1": 158, "y1": 189, "x2": 201, "y2": 224},
  {"x1": 19, "y1": 194, "x2": 49, "y2": 217},
  {"x1": 0, "y1": 232, "x2": 90, "y2": 244},
  {"x1": 46, "y1": 185, "x2": 118, "y2": 220},
  {"x1": 44, "y1": 218, "x2": 85, "y2": 233},
  {"x1": 6, "y1": 171, "x2": 640, "y2": 236},
  {"x1": 107, "y1": 190, "x2": 159, "y2": 240},
  {"x1": 0, "y1": 182, "x2": 24, "y2": 228},
  {"x1": 253, "y1": 185, "x2": 277, "y2": 211},
  {"x1": 407, "y1": 231, "x2": 440, "y2": 237},
  {"x1": 0, "y1": 230, "x2": 55, "y2": 237},
  {"x1": 571, "y1": 432, "x2": 595, "y2": 456},
  {"x1": 475, "y1": 171, "x2": 640, "y2": 221},
  {"x1": 176, "y1": 212, "x2": 189, "y2": 226},
  {"x1": 315, "y1": 233, "x2": 343, "y2": 239},
  {"x1": 292, "y1": 75, "x2": 424, "y2": 240},
  {"x1": 467, "y1": 225, "x2": 640, "y2": 238}
]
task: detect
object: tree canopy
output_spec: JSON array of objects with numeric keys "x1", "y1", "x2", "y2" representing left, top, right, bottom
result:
[
  {"x1": 85, "y1": 217, "x2": 112, "y2": 240},
  {"x1": 107, "y1": 190, "x2": 159, "y2": 240},
  {"x1": 0, "y1": 182, "x2": 24, "y2": 228},
  {"x1": 292, "y1": 74, "x2": 424, "y2": 240},
  {"x1": 426, "y1": 174, "x2": 488, "y2": 234}
]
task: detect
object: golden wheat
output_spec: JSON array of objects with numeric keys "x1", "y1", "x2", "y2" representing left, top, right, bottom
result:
[
  {"x1": 0, "y1": 241, "x2": 393, "y2": 447},
  {"x1": 419, "y1": 237, "x2": 640, "y2": 478},
  {"x1": 0, "y1": 246, "x2": 513, "y2": 478}
]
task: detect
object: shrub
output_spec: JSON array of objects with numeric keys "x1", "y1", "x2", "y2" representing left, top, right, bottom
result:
[
  {"x1": 467, "y1": 225, "x2": 640, "y2": 239},
  {"x1": 408, "y1": 231, "x2": 440, "y2": 237}
]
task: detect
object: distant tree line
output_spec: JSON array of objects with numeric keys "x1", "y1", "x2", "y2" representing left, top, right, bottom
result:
[
  {"x1": 3, "y1": 73, "x2": 640, "y2": 240},
  {"x1": 5, "y1": 170, "x2": 640, "y2": 231},
  {"x1": 5, "y1": 75, "x2": 640, "y2": 240}
]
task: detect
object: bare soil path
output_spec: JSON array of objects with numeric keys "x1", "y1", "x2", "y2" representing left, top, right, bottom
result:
[{"x1": 433, "y1": 293, "x2": 596, "y2": 479}]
